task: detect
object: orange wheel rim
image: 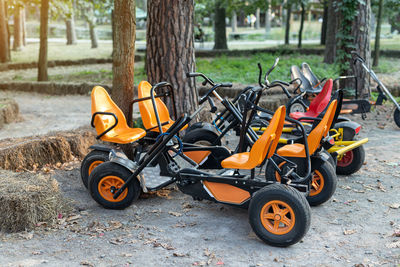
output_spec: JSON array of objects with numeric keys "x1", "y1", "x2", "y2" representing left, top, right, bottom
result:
[
  {"x1": 309, "y1": 170, "x2": 324, "y2": 197},
  {"x1": 98, "y1": 176, "x2": 128, "y2": 202},
  {"x1": 274, "y1": 161, "x2": 287, "y2": 182},
  {"x1": 89, "y1": 160, "x2": 104, "y2": 175},
  {"x1": 260, "y1": 200, "x2": 295, "y2": 235}
]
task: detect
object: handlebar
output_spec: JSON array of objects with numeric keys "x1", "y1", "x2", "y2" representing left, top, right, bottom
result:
[
  {"x1": 186, "y1": 72, "x2": 233, "y2": 88},
  {"x1": 351, "y1": 51, "x2": 365, "y2": 64}
]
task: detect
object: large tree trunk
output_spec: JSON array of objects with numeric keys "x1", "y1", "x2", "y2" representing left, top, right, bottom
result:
[
  {"x1": 323, "y1": 0, "x2": 338, "y2": 64},
  {"x1": 146, "y1": 0, "x2": 197, "y2": 117},
  {"x1": 342, "y1": 0, "x2": 371, "y2": 98},
  {"x1": 298, "y1": 2, "x2": 305, "y2": 48},
  {"x1": 320, "y1": 0, "x2": 328, "y2": 45},
  {"x1": 112, "y1": 0, "x2": 136, "y2": 122},
  {"x1": 213, "y1": 0, "x2": 228, "y2": 50},
  {"x1": 265, "y1": 0, "x2": 271, "y2": 34},
  {"x1": 21, "y1": 5, "x2": 26, "y2": 46},
  {"x1": 0, "y1": 0, "x2": 9, "y2": 62},
  {"x1": 284, "y1": 2, "x2": 292, "y2": 45},
  {"x1": 12, "y1": 4, "x2": 23, "y2": 51},
  {"x1": 38, "y1": 0, "x2": 49, "y2": 81},
  {"x1": 373, "y1": 0, "x2": 383, "y2": 66},
  {"x1": 231, "y1": 11, "x2": 237, "y2": 32},
  {"x1": 88, "y1": 21, "x2": 98, "y2": 48},
  {"x1": 255, "y1": 8, "x2": 260, "y2": 29}
]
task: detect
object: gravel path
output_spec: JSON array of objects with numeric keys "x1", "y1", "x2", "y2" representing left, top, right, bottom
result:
[{"x1": 0, "y1": 103, "x2": 399, "y2": 266}]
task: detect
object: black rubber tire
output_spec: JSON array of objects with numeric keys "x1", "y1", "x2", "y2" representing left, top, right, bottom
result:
[
  {"x1": 265, "y1": 158, "x2": 337, "y2": 206},
  {"x1": 394, "y1": 108, "x2": 400, "y2": 128},
  {"x1": 183, "y1": 128, "x2": 221, "y2": 146},
  {"x1": 336, "y1": 145, "x2": 365, "y2": 175},
  {"x1": 321, "y1": 149, "x2": 336, "y2": 168},
  {"x1": 80, "y1": 150, "x2": 109, "y2": 189},
  {"x1": 88, "y1": 161, "x2": 141, "y2": 209},
  {"x1": 306, "y1": 161, "x2": 337, "y2": 206},
  {"x1": 248, "y1": 184, "x2": 311, "y2": 247}
]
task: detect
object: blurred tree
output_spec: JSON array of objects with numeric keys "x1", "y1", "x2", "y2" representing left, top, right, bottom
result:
[
  {"x1": 51, "y1": 0, "x2": 77, "y2": 45},
  {"x1": 214, "y1": 0, "x2": 228, "y2": 49},
  {"x1": 38, "y1": 0, "x2": 49, "y2": 81},
  {"x1": 323, "y1": 0, "x2": 338, "y2": 63},
  {"x1": 0, "y1": 0, "x2": 10, "y2": 62},
  {"x1": 146, "y1": 0, "x2": 198, "y2": 117},
  {"x1": 372, "y1": 0, "x2": 383, "y2": 66},
  {"x1": 12, "y1": 1, "x2": 24, "y2": 51},
  {"x1": 284, "y1": 0, "x2": 292, "y2": 44},
  {"x1": 297, "y1": 0, "x2": 307, "y2": 48},
  {"x1": 320, "y1": 0, "x2": 328, "y2": 45}
]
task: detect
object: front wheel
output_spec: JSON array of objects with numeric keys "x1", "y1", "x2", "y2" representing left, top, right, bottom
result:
[
  {"x1": 88, "y1": 161, "x2": 142, "y2": 209},
  {"x1": 80, "y1": 150, "x2": 110, "y2": 189},
  {"x1": 336, "y1": 145, "x2": 365, "y2": 175},
  {"x1": 306, "y1": 161, "x2": 337, "y2": 206},
  {"x1": 394, "y1": 108, "x2": 400, "y2": 128},
  {"x1": 248, "y1": 184, "x2": 311, "y2": 247}
]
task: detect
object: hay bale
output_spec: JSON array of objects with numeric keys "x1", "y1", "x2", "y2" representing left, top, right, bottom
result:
[
  {"x1": 0, "y1": 98, "x2": 19, "y2": 125},
  {"x1": 0, "y1": 170, "x2": 67, "y2": 232}
]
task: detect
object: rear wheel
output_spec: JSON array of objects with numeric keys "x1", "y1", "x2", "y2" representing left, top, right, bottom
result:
[
  {"x1": 336, "y1": 145, "x2": 365, "y2": 175},
  {"x1": 88, "y1": 161, "x2": 141, "y2": 209},
  {"x1": 248, "y1": 184, "x2": 311, "y2": 247},
  {"x1": 394, "y1": 108, "x2": 400, "y2": 128},
  {"x1": 80, "y1": 150, "x2": 109, "y2": 188}
]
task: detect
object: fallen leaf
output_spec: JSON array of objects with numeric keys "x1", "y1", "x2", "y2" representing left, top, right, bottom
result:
[
  {"x1": 352, "y1": 189, "x2": 365, "y2": 193},
  {"x1": 31, "y1": 251, "x2": 42, "y2": 255},
  {"x1": 216, "y1": 260, "x2": 224, "y2": 265},
  {"x1": 66, "y1": 214, "x2": 82, "y2": 222},
  {"x1": 109, "y1": 220, "x2": 123, "y2": 229},
  {"x1": 343, "y1": 229, "x2": 357, "y2": 235},
  {"x1": 80, "y1": 261, "x2": 94, "y2": 267},
  {"x1": 18, "y1": 232, "x2": 33, "y2": 240},
  {"x1": 377, "y1": 181, "x2": 386, "y2": 192},
  {"x1": 169, "y1": 211, "x2": 182, "y2": 217},
  {"x1": 109, "y1": 238, "x2": 124, "y2": 245},
  {"x1": 389, "y1": 203, "x2": 400, "y2": 209},
  {"x1": 386, "y1": 240, "x2": 400, "y2": 248},
  {"x1": 392, "y1": 230, "x2": 400, "y2": 237},
  {"x1": 122, "y1": 253, "x2": 133, "y2": 257},
  {"x1": 173, "y1": 252, "x2": 186, "y2": 257}
]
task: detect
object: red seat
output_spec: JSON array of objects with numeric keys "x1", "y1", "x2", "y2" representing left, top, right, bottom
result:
[{"x1": 289, "y1": 79, "x2": 333, "y2": 120}]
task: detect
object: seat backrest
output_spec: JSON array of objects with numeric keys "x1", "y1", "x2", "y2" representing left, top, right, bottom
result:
[
  {"x1": 91, "y1": 86, "x2": 129, "y2": 138},
  {"x1": 138, "y1": 81, "x2": 172, "y2": 131},
  {"x1": 308, "y1": 79, "x2": 333, "y2": 114},
  {"x1": 290, "y1": 65, "x2": 313, "y2": 93},
  {"x1": 307, "y1": 100, "x2": 337, "y2": 154},
  {"x1": 247, "y1": 106, "x2": 286, "y2": 166},
  {"x1": 301, "y1": 63, "x2": 322, "y2": 90}
]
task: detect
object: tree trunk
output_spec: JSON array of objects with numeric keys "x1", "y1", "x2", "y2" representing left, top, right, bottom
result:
[
  {"x1": 372, "y1": 0, "x2": 383, "y2": 66},
  {"x1": 0, "y1": 0, "x2": 9, "y2": 62},
  {"x1": 213, "y1": 0, "x2": 228, "y2": 50},
  {"x1": 255, "y1": 8, "x2": 260, "y2": 29},
  {"x1": 5, "y1": 0, "x2": 11, "y2": 59},
  {"x1": 265, "y1": 0, "x2": 271, "y2": 34},
  {"x1": 21, "y1": 5, "x2": 26, "y2": 46},
  {"x1": 320, "y1": 0, "x2": 328, "y2": 45},
  {"x1": 88, "y1": 21, "x2": 98, "y2": 48},
  {"x1": 38, "y1": 0, "x2": 49, "y2": 81},
  {"x1": 323, "y1": 0, "x2": 338, "y2": 64},
  {"x1": 298, "y1": 2, "x2": 305, "y2": 48},
  {"x1": 231, "y1": 11, "x2": 237, "y2": 32},
  {"x1": 342, "y1": 0, "x2": 371, "y2": 98},
  {"x1": 146, "y1": 0, "x2": 197, "y2": 117},
  {"x1": 284, "y1": 2, "x2": 291, "y2": 45},
  {"x1": 13, "y1": 4, "x2": 23, "y2": 51},
  {"x1": 112, "y1": 0, "x2": 136, "y2": 123},
  {"x1": 66, "y1": 7, "x2": 77, "y2": 46}
]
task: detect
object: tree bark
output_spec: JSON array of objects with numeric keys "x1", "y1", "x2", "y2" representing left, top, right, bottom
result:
[
  {"x1": 255, "y1": 8, "x2": 260, "y2": 29},
  {"x1": 373, "y1": 0, "x2": 383, "y2": 66},
  {"x1": 38, "y1": 0, "x2": 49, "y2": 81},
  {"x1": 214, "y1": 0, "x2": 228, "y2": 50},
  {"x1": 66, "y1": 5, "x2": 77, "y2": 46},
  {"x1": 0, "y1": 0, "x2": 9, "y2": 62},
  {"x1": 284, "y1": 2, "x2": 292, "y2": 45},
  {"x1": 88, "y1": 21, "x2": 98, "y2": 48},
  {"x1": 13, "y1": 4, "x2": 23, "y2": 51},
  {"x1": 342, "y1": 0, "x2": 371, "y2": 98},
  {"x1": 265, "y1": 0, "x2": 271, "y2": 34},
  {"x1": 21, "y1": 5, "x2": 26, "y2": 46},
  {"x1": 323, "y1": 0, "x2": 338, "y2": 64},
  {"x1": 112, "y1": 0, "x2": 136, "y2": 122},
  {"x1": 231, "y1": 11, "x2": 237, "y2": 32},
  {"x1": 146, "y1": 0, "x2": 197, "y2": 117},
  {"x1": 298, "y1": 1, "x2": 305, "y2": 48},
  {"x1": 320, "y1": 0, "x2": 328, "y2": 45}
]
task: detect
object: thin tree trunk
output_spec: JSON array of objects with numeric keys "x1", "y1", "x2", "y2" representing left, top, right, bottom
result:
[
  {"x1": 255, "y1": 8, "x2": 260, "y2": 29},
  {"x1": 0, "y1": 0, "x2": 9, "y2": 62},
  {"x1": 232, "y1": 11, "x2": 237, "y2": 32},
  {"x1": 13, "y1": 4, "x2": 23, "y2": 51},
  {"x1": 323, "y1": 0, "x2": 338, "y2": 63},
  {"x1": 146, "y1": 0, "x2": 197, "y2": 117},
  {"x1": 214, "y1": 0, "x2": 228, "y2": 50},
  {"x1": 5, "y1": 0, "x2": 10, "y2": 60},
  {"x1": 298, "y1": 2, "x2": 305, "y2": 48},
  {"x1": 66, "y1": 17, "x2": 77, "y2": 45},
  {"x1": 21, "y1": 5, "x2": 26, "y2": 46},
  {"x1": 320, "y1": 0, "x2": 328, "y2": 45},
  {"x1": 373, "y1": 0, "x2": 383, "y2": 66},
  {"x1": 265, "y1": 0, "x2": 271, "y2": 34},
  {"x1": 38, "y1": 0, "x2": 49, "y2": 81},
  {"x1": 89, "y1": 21, "x2": 98, "y2": 48},
  {"x1": 112, "y1": 0, "x2": 136, "y2": 122},
  {"x1": 284, "y1": 2, "x2": 291, "y2": 45}
]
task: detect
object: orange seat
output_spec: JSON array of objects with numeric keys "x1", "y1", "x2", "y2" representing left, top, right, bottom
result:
[
  {"x1": 221, "y1": 106, "x2": 286, "y2": 170},
  {"x1": 277, "y1": 100, "x2": 338, "y2": 158},
  {"x1": 138, "y1": 81, "x2": 187, "y2": 132},
  {"x1": 91, "y1": 86, "x2": 146, "y2": 144}
]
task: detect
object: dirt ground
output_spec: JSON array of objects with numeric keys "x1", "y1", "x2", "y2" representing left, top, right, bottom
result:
[{"x1": 0, "y1": 100, "x2": 399, "y2": 266}]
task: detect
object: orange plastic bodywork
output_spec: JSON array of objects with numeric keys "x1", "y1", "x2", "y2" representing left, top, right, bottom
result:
[
  {"x1": 138, "y1": 81, "x2": 187, "y2": 132},
  {"x1": 277, "y1": 100, "x2": 338, "y2": 158},
  {"x1": 183, "y1": 151, "x2": 211, "y2": 164},
  {"x1": 203, "y1": 181, "x2": 250, "y2": 204},
  {"x1": 91, "y1": 86, "x2": 146, "y2": 144},
  {"x1": 221, "y1": 106, "x2": 286, "y2": 169}
]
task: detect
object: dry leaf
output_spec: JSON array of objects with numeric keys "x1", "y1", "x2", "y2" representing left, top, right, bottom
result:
[
  {"x1": 389, "y1": 203, "x2": 400, "y2": 209},
  {"x1": 80, "y1": 261, "x2": 94, "y2": 267},
  {"x1": 386, "y1": 241, "x2": 400, "y2": 248},
  {"x1": 109, "y1": 220, "x2": 123, "y2": 229},
  {"x1": 173, "y1": 252, "x2": 186, "y2": 257},
  {"x1": 18, "y1": 232, "x2": 33, "y2": 240},
  {"x1": 169, "y1": 211, "x2": 182, "y2": 217},
  {"x1": 66, "y1": 214, "x2": 81, "y2": 222},
  {"x1": 343, "y1": 229, "x2": 357, "y2": 235}
]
